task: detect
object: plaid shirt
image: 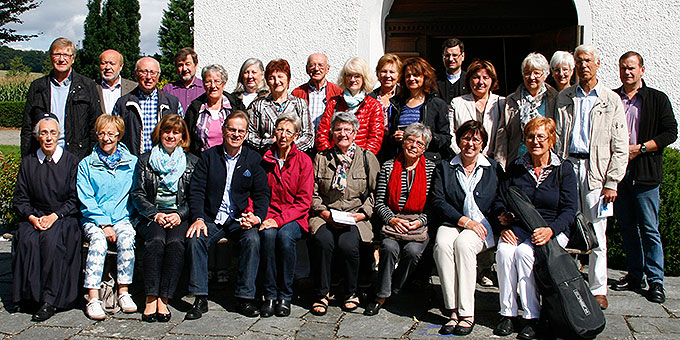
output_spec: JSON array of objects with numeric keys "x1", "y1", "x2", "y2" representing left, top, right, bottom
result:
[
  {"x1": 246, "y1": 95, "x2": 314, "y2": 152},
  {"x1": 138, "y1": 89, "x2": 159, "y2": 154},
  {"x1": 308, "y1": 83, "x2": 327, "y2": 129}
]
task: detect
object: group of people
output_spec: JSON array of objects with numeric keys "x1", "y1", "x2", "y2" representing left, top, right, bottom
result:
[{"x1": 12, "y1": 36, "x2": 676, "y2": 339}]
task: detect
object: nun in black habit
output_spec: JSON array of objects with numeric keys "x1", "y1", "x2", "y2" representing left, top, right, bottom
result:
[{"x1": 12, "y1": 113, "x2": 81, "y2": 322}]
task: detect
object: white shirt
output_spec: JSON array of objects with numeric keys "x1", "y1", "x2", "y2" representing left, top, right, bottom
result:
[
  {"x1": 214, "y1": 147, "x2": 242, "y2": 225},
  {"x1": 570, "y1": 81, "x2": 601, "y2": 154},
  {"x1": 450, "y1": 154, "x2": 495, "y2": 247},
  {"x1": 101, "y1": 78, "x2": 122, "y2": 115},
  {"x1": 242, "y1": 92, "x2": 257, "y2": 109},
  {"x1": 308, "y1": 82, "x2": 328, "y2": 129},
  {"x1": 37, "y1": 145, "x2": 64, "y2": 164},
  {"x1": 447, "y1": 71, "x2": 462, "y2": 85}
]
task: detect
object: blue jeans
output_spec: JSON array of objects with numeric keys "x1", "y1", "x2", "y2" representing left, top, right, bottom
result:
[
  {"x1": 260, "y1": 221, "x2": 302, "y2": 300},
  {"x1": 186, "y1": 220, "x2": 260, "y2": 299},
  {"x1": 614, "y1": 177, "x2": 664, "y2": 284}
]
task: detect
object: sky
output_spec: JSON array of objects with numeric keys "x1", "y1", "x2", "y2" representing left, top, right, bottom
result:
[{"x1": 5, "y1": 0, "x2": 168, "y2": 54}]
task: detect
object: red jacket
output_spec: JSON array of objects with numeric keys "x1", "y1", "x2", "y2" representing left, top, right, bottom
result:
[
  {"x1": 261, "y1": 143, "x2": 314, "y2": 231},
  {"x1": 315, "y1": 94, "x2": 384, "y2": 155},
  {"x1": 291, "y1": 81, "x2": 343, "y2": 103}
]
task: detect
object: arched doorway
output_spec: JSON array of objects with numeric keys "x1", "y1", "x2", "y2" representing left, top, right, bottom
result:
[{"x1": 384, "y1": 0, "x2": 580, "y2": 95}]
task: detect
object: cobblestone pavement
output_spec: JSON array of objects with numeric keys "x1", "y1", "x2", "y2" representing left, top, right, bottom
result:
[{"x1": 0, "y1": 241, "x2": 678, "y2": 339}]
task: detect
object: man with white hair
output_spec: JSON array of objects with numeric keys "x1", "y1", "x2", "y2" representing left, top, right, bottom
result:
[
  {"x1": 291, "y1": 53, "x2": 342, "y2": 129},
  {"x1": 113, "y1": 57, "x2": 183, "y2": 156},
  {"x1": 553, "y1": 44, "x2": 629, "y2": 310},
  {"x1": 96, "y1": 49, "x2": 136, "y2": 115}
]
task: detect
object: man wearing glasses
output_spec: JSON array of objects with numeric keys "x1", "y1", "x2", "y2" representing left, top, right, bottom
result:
[
  {"x1": 21, "y1": 37, "x2": 103, "y2": 160},
  {"x1": 437, "y1": 38, "x2": 469, "y2": 104},
  {"x1": 291, "y1": 53, "x2": 342, "y2": 130},
  {"x1": 113, "y1": 57, "x2": 183, "y2": 156}
]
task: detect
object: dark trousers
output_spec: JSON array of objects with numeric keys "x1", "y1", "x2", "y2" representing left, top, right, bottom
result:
[
  {"x1": 186, "y1": 220, "x2": 260, "y2": 299},
  {"x1": 376, "y1": 236, "x2": 429, "y2": 298},
  {"x1": 139, "y1": 219, "x2": 189, "y2": 298},
  {"x1": 260, "y1": 221, "x2": 302, "y2": 300},
  {"x1": 311, "y1": 224, "x2": 361, "y2": 297}
]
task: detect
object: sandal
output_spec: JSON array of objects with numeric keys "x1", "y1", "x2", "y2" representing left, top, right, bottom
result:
[
  {"x1": 453, "y1": 316, "x2": 475, "y2": 336},
  {"x1": 439, "y1": 312, "x2": 459, "y2": 335},
  {"x1": 310, "y1": 296, "x2": 329, "y2": 316},
  {"x1": 342, "y1": 293, "x2": 360, "y2": 312}
]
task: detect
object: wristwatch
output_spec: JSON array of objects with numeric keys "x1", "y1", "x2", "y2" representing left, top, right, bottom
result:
[{"x1": 640, "y1": 144, "x2": 647, "y2": 153}]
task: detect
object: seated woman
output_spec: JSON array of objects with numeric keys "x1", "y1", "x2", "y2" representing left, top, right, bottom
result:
[
  {"x1": 259, "y1": 112, "x2": 314, "y2": 317},
  {"x1": 247, "y1": 59, "x2": 314, "y2": 153},
  {"x1": 493, "y1": 117, "x2": 577, "y2": 339},
  {"x1": 131, "y1": 114, "x2": 198, "y2": 322},
  {"x1": 77, "y1": 114, "x2": 138, "y2": 320},
  {"x1": 232, "y1": 58, "x2": 269, "y2": 109},
  {"x1": 309, "y1": 111, "x2": 380, "y2": 316},
  {"x1": 184, "y1": 64, "x2": 245, "y2": 156},
  {"x1": 431, "y1": 120, "x2": 503, "y2": 336},
  {"x1": 316, "y1": 57, "x2": 384, "y2": 156},
  {"x1": 364, "y1": 123, "x2": 436, "y2": 316},
  {"x1": 495, "y1": 52, "x2": 558, "y2": 168},
  {"x1": 12, "y1": 113, "x2": 81, "y2": 321}
]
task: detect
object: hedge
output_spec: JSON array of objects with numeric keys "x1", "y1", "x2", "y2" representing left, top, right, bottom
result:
[
  {"x1": 0, "y1": 101, "x2": 24, "y2": 128},
  {"x1": 607, "y1": 147, "x2": 680, "y2": 276},
  {"x1": 0, "y1": 151, "x2": 20, "y2": 228}
]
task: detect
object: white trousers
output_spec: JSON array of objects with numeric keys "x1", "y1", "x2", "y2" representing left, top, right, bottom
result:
[
  {"x1": 433, "y1": 226, "x2": 486, "y2": 316},
  {"x1": 496, "y1": 233, "x2": 568, "y2": 319},
  {"x1": 569, "y1": 157, "x2": 609, "y2": 296}
]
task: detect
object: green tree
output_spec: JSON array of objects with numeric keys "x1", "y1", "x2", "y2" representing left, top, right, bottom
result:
[
  {"x1": 157, "y1": 0, "x2": 194, "y2": 80},
  {"x1": 7, "y1": 56, "x2": 28, "y2": 76},
  {"x1": 78, "y1": 0, "x2": 140, "y2": 79},
  {"x1": 0, "y1": 0, "x2": 41, "y2": 45}
]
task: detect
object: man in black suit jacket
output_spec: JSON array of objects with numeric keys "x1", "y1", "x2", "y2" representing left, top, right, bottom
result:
[
  {"x1": 185, "y1": 111, "x2": 270, "y2": 319},
  {"x1": 436, "y1": 38, "x2": 468, "y2": 104}
]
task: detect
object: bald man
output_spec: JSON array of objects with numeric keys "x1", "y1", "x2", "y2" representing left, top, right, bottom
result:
[
  {"x1": 97, "y1": 49, "x2": 137, "y2": 115},
  {"x1": 291, "y1": 53, "x2": 342, "y2": 129},
  {"x1": 112, "y1": 57, "x2": 183, "y2": 156}
]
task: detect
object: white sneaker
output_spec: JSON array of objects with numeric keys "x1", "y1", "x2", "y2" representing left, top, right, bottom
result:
[
  {"x1": 86, "y1": 299, "x2": 106, "y2": 320},
  {"x1": 118, "y1": 292, "x2": 137, "y2": 313}
]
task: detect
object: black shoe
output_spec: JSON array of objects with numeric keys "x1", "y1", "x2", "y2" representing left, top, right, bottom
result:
[
  {"x1": 31, "y1": 303, "x2": 55, "y2": 322},
  {"x1": 648, "y1": 282, "x2": 666, "y2": 303},
  {"x1": 185, "y1": 296, "x2": 208, "y2": 320},
  {"x1": 239, "y1": 300, "x2": 260, "y2": 317},
  {"x1": 611, "y1": 275, "x2": 646, "y2": 291},
  {"x1": 453, "y1": 317, "x2": 474, "y2": 336},
  {"x1": 156, "y1": 311, "x2": 171, "y2": 322},
  {"x1": 493, "y1": 316, "x2": 516, "y2": 336},
  {"x1": 260, "y1": 299, "x2": 275, "y2": 318},
  {"x1": 275, "y1": 299, "x2": 291, "y2": 317},
  {"x1": 141, "y1": 313, "x2": 157, "y2": 322},
  {"x1": 517, "y1": 319, "x2": 539, "y2": 340},
  {"x1": 439, "y1": 319, "x2": 458, "y2": 335},
  {"x1": 363, "y1": 300, "x2": 383, "y2": 316}
]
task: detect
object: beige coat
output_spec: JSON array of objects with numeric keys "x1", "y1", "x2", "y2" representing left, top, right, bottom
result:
[
  {"x1": 494, "y1": 83, "x2": 558, "y2": 168},
  {"x1": 553, "y1": 83, "x2": 628, "y2": 191},
  {"x1": 310, "y1": 146, "x2": 380, "y2": 242},
  {"x1": 448, "y1": 93, "x2": 505, "y2": 157}
]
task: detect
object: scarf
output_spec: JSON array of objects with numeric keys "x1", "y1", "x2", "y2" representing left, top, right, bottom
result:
[
  {"x1": 388, "y1": 154, "x2": 427, "y2": 213},
  {"x1": 96, "y1": 144, "x2": 122, "y2": 169},
  {"x1": 518, "y1": 84, "x2": 547, "y2": 130},
  {"x1": 196, "y1": 95, "x2": 232, "y2": 151},
  {"x1": 148, "y1": 145, "x2": 187, "y2": 193},
  {"x1": 343, "y1": 89, "x2": 365, "y2": 115},
  {"x1": 331, "y1": 143, "x2": 357, "y2": 192}
]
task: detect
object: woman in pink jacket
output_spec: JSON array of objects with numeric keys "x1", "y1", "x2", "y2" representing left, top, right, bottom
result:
[{"x1": 259, "y1": 111, "x2": 314, "y2": 318}]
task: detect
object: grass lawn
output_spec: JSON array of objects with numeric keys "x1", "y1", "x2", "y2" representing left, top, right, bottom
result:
[{"x1": 0, "y1": 145, "x2": 20, "y2": 156}]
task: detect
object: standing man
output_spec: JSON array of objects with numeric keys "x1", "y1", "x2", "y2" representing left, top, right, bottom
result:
[
  {"x1": 97, "y1": 49, "x2": 136, "y2": 115},
  {"x1": 291, "y1": 53, "x2": 342, "y2": 129},
  {"x1": 162, "y1": 47, "x2": 204, "y2": 112},
  {"x1": 610, "y1": 51, "x2": 676, "y2": 304},
  {"x1": 554, "y1": 44, "x2": 629, "y2": 310},
  {"x1": 21, "y1": 37, "x2": 102, "y2": 160},
  {"x1": 185, "y1": 111, "x2": 270, "y2": 319},
  {"x1": 436, "y1": 38, "x2": 468, "y2": 104},
  {"x1": 113, "y1": 57, "x2": 183, "y2": 156}
]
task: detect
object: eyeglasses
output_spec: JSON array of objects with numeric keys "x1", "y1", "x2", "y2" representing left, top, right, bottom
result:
[
  {"x1": 523, "y1": 70, "x2": 544, "y2": 78},
  {"x1": 137, "y1": 69, "x2": 160, "y2": 77},
  {"x1": 460, "y1": 136, "x2": 483, "y2": 145},
  {"x1": 51, "y1": 53, "x2": 73, "y2": 60},
  {"x1": 345, "y1": 74, "x2": 362, "y2": 80},
  {"x1": 333, "y1": 127, "x2": 355, "y2": 135},
  {"x1": 226, "y1": 127, "x2": 247, "y2": 136},
  {"x1": 308, "y1": 63, "x2": 327, "y2": 69},
  {"x1": 203, "y1": 80, "x2": 224, "y2": 86},
  {"x1": 275, "y1": 128, "x2": 297, "y2": 137},
  {"x1": 39, "y1": 130, "x2": 59, "y2": 138},
  {"x1": 97, "y1": 131, "x2": 120, "y2": 139},
  {"x1": 404, "y1": 137, "x2": 426, "y2": 149},
  {"x1": 444, "y1": 53, "x2": 463, "y2": 59},
  {"x1": 525, "y1": 134, "x2": 549, "y2": 142}
]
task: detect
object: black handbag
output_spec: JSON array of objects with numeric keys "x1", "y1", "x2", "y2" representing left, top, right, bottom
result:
[{"x1": 556, "y1": 162, "x2": 599, "y2": 252}]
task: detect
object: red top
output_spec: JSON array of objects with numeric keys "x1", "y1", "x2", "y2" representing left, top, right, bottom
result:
[
  {"x1": 291, "y1": 81, "x2": 343, "y2": 103},
  {"x1": 315, "y1": 94, "x2": 385, "y2": 155},
  {"x1": 261, "y1": 143, "x2": 314, "y2": 231}
]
